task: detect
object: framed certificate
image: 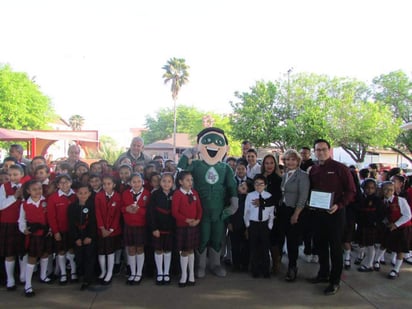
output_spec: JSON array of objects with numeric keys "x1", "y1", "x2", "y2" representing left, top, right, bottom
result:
[{"x1": 309, "y1": 190, "x2": 334, "y2": 210}]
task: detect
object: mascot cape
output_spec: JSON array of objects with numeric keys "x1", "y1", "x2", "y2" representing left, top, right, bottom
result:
[{"x1": 177, "y1": 127, "x2": 238, "y2": 277}]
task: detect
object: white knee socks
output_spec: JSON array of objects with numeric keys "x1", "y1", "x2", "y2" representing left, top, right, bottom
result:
[
  {"x1": 128, "y1": 254, "x2": 136, "y2": 277},
  {"x1": 164, "y1": 252, "x2": 171, "y2": 276},
  {"x1": 5, "y1": 260, "x2": 15, "y2": 287},
  {"x1": 188, "y1": 253, "x2": 195, "y2": 282},
  {"x1": 25, "y1": 264, "x2": 35, "y2": 290},
  {"x1": 136, "y1": 253, "x2": 145, "y2": 277},
  {"x1": 155, "y1": 253, "x2": 163, "y2": 276},
  {"x1": 40, "y1": 258, "x2": 49, "y2": 280},
  {"x1": 104, "y1": 253, "x2": 115, "y2": 281},
  {"x1": 98, "y1": 255, "x2": 106, "y2": 279},
  {"x1": 180, "y1": 255, "x2": 188, "y2": 284}
]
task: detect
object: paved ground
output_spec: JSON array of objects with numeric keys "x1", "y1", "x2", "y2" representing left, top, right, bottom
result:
[{"x1": 1, "y1": 250, "x2": 411, "y2": 309}]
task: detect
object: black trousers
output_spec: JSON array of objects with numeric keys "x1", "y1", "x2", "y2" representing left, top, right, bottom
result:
[
  {"x1": 275, "y1": 205, "x2": 301, "y2": 268},
  {"x1": 249, "y1": 221, "x2": 270, "y2": 275},
  {"x1": 313, "y1": 208, "x2": 345, "y2": 285},
  {"x1": 300, "y1": 208, "x2": 318, "y2": 255},
  {"x1": 229, "y1": 227, "x2": 249, "y2": 270},
  {"x1": 74, "y1": 242, "x2": 96, "y2": 284}
]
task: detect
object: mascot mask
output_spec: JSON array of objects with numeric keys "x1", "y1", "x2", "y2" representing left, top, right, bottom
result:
[{"x1": 197, "y1": 127, "x2": 228, "y2": 166}]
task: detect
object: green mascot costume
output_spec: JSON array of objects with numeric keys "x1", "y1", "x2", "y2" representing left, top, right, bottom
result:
[{"x1": 178, "y1": 127, "x2": 238, "y2": 277}]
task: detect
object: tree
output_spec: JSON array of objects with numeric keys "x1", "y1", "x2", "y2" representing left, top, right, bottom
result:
[
  {"x1": 141, "y1": 105, "x2": 241, "y2": 156},
  {"x1": 231, "y1": 73, "x2": 400, "y2": 162},
  {"x1": 68, "y1": 114, "x2": 85, "y2": 131},
  {"x1": 372, "y1": 71, "x2": 412, "y2": 162},
  {"x1": 0, "y1": 64, "x2": 55, "y2": 130},
  {"x1": 230, "y1": 80, "x2": 290, "y2": 151},
  {"x1": 162, "y1": 57, "x2": 190, "y2": 159}
]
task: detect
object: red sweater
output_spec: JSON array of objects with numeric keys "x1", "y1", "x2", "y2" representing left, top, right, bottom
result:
[
  {"x1": 121, "y1": 188, "x2": 150, "y2": 227},
  {"x1": 23, "y1": 197, "x2": 48, "y2": 236},
  {"x1": 172, "y1": 189, "x2": 202, "y2": 227},
  {"x1": 1, "y1": 182, "x2": 22, "y2": 223},
  {"x1": 95, "y1": 191, "x2": 122, "y2": 236},
  {"x1": 47, "y1": 190, "x2": 77, "y2": 234}
]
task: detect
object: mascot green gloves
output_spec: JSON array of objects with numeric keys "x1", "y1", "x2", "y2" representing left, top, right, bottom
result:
[{"x1": 178, "y1": 127, "x2": 238, "y2": 277}]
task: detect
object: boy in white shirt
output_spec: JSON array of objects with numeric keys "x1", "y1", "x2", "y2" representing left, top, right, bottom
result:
[{"x1": 244, "y1": 174, "x2": 275, "y2": 278}]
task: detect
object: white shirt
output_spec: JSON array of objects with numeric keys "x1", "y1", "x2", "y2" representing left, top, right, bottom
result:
[
  {"x1": 18, "y1": 196, "x2": 45, "y2": 233},
  {"x1": 247, "y1": 163, "x2": 261, "y2": 179},
  {"x1": 244, "y1": 190, "x2": 275, "y2": 229},
  {"x1": 385, "y1": 195, "x2": 412, "y2": 227},
  {"x1": 0, "y1": 183, "x2": 20, "y2": 210}
]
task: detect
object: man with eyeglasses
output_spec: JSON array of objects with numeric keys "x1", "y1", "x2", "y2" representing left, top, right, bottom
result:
[{"x1": 307, "y1": 139, "x2": 356, "y2": 295}]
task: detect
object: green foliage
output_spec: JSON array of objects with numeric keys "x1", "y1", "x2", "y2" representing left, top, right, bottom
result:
[
  {"x1": 141, "y1": 105, "x2": 241, "y2": 156},
  {"x1": 68, "y1": 114, "x2": 85, "y2": 131},
  {"x1": 231, "y1": 73, "x2": 400, "y2": 162},
  {"x1": 162, "y1": 58, "x2": 190, "y2": 101},
  {"x1": 88, "y1": 135, "x2": 123, "y2": 164},
  {"x1": 0, "y1": 64, "x2": 55, "y2": 130},
  {"x1": 372, "y1": 71, "x2": 412, "y2": 161}
]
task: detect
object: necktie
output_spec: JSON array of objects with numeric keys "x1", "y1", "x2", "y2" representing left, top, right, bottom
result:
[
  {"x1": 12, "y1": 185, "x2": 18, "y2": 192},
  {"x1": 133, "y1": 192, "x2": 142, "y2": 201},
  {"x1": 187, "y1": 193, "x2": 194, "y2": 203},
  {"x1": 258, "y1": 193, "x2": 265, "y2": 221},
  {"x1": 106, "y1": 195, "x2": 111, "y2": 202}
]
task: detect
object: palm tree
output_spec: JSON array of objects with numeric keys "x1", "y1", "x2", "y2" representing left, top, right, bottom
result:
[
  {"x1": 68, "y1": 114, "x2": 85, "y2": 131},
  {"x1": 162, "y1": 57, "x2": 190, "y2": 159}
]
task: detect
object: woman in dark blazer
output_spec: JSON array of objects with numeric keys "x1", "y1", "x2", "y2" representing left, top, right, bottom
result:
[
  {"x1": 276, "y1": 149, "x2": 310, "y2": 281},
  {"x1": 261, "y1": 154, "x2": 282, "y2": 274}
]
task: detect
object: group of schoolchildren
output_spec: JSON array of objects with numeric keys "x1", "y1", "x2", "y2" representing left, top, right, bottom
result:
[
  {"x1": 342, "y1": 168, "x2": 412, "y2": 280},
  {"x1": 1, "y1": 150, "x2": 412, "y2": 298},
  {"x1": 0, "y1": 154, "x2": 203, "y2": 297}
]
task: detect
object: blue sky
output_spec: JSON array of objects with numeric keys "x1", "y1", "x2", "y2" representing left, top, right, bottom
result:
[{"x1": 1, "y1": 0, "x2": 411, "y2": 146}]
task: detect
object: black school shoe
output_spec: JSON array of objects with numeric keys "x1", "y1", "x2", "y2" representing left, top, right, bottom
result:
[
  {"x1": 25, "y1": 287, "x2": 35, "y2": 297},
  {"x1": 285, "y1": 267, "x2": 298, "y2": 282},
  {"x1": 6, "y1": 285, "x2": 17, "y2": 291},
  {"x1": 324, "y1": 284, "x2": 340, "y2": 295}
]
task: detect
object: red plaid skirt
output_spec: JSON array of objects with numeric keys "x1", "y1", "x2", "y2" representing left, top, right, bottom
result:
[
  {"x1": 0, "y1": 223, "x2": 24, "y2": 257},
  {"x1": 151, "y1": 232, "x2": 174, "y2": 252},
  {"x1": 27, "y1": 235, "x2": 53, "y2": 258},
  {"x1": 355, "y1": 226, "x2": 381, "y2": 247},
  {"x1": 97, "y1": 235, "x2": 121, "y2": 255},
  {"x1": 123, "y1": 225, "x2": 146, "y2": 247},
  {"x1": 175, "y1": 226, "x2": 199, "y2": 252},
  {"x1": 54, "y1": 231, "x2": 71, "y2": 253},
  {"x1": 382, "y1": 226, "x2": 411, "y2": 253}
]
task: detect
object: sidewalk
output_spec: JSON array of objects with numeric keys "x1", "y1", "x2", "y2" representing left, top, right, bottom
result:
[{"x1": 1, "y1": 252, "x2": 411, "y2": 309}]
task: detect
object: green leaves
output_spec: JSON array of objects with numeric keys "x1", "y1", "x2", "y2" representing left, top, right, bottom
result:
[
  {"x1": 0, "y1": 64, "x2": 55, "y2": 130},
  {"x1": 230, "y1": 73, "x2": 400, "y2": 162}
]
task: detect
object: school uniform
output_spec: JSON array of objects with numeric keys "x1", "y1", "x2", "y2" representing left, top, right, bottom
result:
[
  {"x1": 172, "y1": 188, "x2": 202, "y2": 252},
  {"x1": 244, "y1": 190, "x2": 275, "y2": 276},
  {"x1": 355, "y1": 194, "x2": 385, "y2": 246},
  {"x1": 116, "y1": 181, "x2": 131, "y2": 194},
  {"x1": 95, "y1": 190, "x2": 122, "y2": 255},
  {"x1": 18, "y1": 197, "x2": 52, "y2": 257},
  {"x1": 228, "y1": 176, "x2": 253, "y2": 271},
  {"x1": 47, "y1": 189, "x2": 76, "y2": 252},
  {"x1": 382, "y1": 195, "x2": 412, "y2": 253},
  {"x1": 148, "y1": 189, "x2": 175, "y2": 252},
  {"x1": 121, "y1": 188, "x2": 150, "y2": 247},
  {"x1": 68, "y1": 198, "x2": 97, "y2": 285},
  {"x1": 0, "y1": 182, "x2": 24, "y2": 257}
]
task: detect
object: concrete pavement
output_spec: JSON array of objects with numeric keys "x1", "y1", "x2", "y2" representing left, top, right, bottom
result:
[{"x1": 1, "y1": 250, "x2": 411, "y2": 309}]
